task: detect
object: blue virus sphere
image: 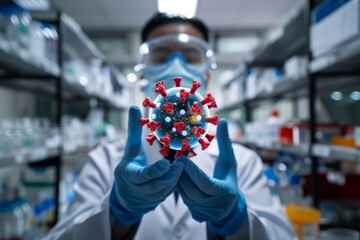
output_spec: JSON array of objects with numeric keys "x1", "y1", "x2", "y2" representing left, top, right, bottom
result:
[
  {"x1": 150, "y1": 87, "x2": 210, "y2": 150},
  {"x1": 141, "y1": 77, "x2": 218, "y2": 158}
]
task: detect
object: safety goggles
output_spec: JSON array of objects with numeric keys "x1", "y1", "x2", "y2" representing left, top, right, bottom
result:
[{"x1": 134, "y1": 33, "x2": 217, "y2": 72}]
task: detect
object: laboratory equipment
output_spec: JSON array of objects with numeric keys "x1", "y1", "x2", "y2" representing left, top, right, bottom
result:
[{"x1": 285, "y1": 204, "x2": 321, "y2": 240}]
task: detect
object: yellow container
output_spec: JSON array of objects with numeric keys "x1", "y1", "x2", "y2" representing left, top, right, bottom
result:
[{"x1": 285, "y1": 204, "x2": 321, "y2": 240}]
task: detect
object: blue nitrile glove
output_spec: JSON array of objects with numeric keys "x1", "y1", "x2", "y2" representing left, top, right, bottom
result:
[
  {"x1": 110, "y1": 106, "x2": 183, "y2": 226},
  {"x1": 176, "y1": 119, "x2": 247, "y2": 236}
]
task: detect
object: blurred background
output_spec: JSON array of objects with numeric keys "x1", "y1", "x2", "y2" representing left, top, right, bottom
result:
[{"x1": 0, "y1": 0, "x2": 359, "y2": 239}]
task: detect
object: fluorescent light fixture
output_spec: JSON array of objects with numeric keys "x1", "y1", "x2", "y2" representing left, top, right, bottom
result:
[
  {"x1": 217, "y1": 36, "x2": 260, "y2": 53},
  {"x1": 15, "y1": 0, "x2": 51, "y2": 11},
  {"x1": 330, "y1": 91, "x2": 343, "y2": 101},
  {"x1": 350, "y1": 91, "x2": 360, "y2": 101},
  {"x1": 158, "y1": 0, "x2": 198, "y2": 18}
]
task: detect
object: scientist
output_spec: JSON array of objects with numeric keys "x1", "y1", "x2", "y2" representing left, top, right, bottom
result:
[{"x1": 45, "y1": 13, "x2": 296, "y2": 240}]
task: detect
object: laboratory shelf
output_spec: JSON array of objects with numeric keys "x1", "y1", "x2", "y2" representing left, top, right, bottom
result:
[
  {"x1": 0, "y1": 43, "x2": 60, "y2": 78},
  {"x1": 240, "y1": 141, "x2": 360, "y2": 163},
  {"x1": 312, "y1": 143, "x2": 360, "y2": 163},
  {"x1": 0, "y1": 147, "x2": 60, "y2": 167},
  {"x1": 0, "y1": 141, "x2": 105, "y2": 168},
  {"x1": 0, "y1": 75, "x2": 123, "y2": 110},
  {"x1": 238, "y1": 140, "x2": 309, "y2": 156},
  {"x1": 61, "y1": 14, "x2": 105, "y2": 61},
  {"x1": 216, "y1": 76, "x2": 308, "y2": 114},
  {"x1": 321, "y1": 223, "x2": 360, "y2": 232},
  {"x1": 310, "y1": 37, "x2": 360, "y2": 74},
  {"x1": 62, "y1": 78, "x2": 124, "y2": 110},
  {"x1": 247, "y1": 5, "x2": 307, "y2": 67}
]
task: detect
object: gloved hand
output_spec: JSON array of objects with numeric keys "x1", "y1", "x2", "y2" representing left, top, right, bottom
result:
[
  {"x1": 176, "y1": 119, "x2": 247, "y2": 236},
  {"x1": 110, "y1": 106, "x2": 183, "y2": 226}
]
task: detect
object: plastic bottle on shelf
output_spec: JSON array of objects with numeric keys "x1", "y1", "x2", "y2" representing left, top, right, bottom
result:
[
  {"x1": 33, "y1": 201, "x2": 48, "y2": 239},
  {"x1": 0, "y1": 12, "x2": 7, "y2": 47},
  {"x1": 272, "y1": 151, "x2": 305, "y2": 205},
  {"x1": 101, "y1": 65, "x2": 113, "y2": 100},
  {"x1": 355, "y1": 126, "x2": 360, "y2": 148},
  {"x1": 19, "y1": 118, "x2": 36, "y2": 152},
  {"x1": 0, "y1": 199, "x2": 26, "y2": 240},
  {"x1": 0, "y1": 5, "x2": 19, "y2": 50},
  {"x1": 16, "y1": 8, "x2": 31, "y2": 56},
  {"x1": 279, "y1": 122, "x2": 294, "y2": 145},
  {"x1": 88, "y1": 59, "x2": 102, "y2": 95},
  {"x1": 262, "y1": 166, "x2": 280, "y2": 201},
  {"x1": 266, "y1": 109, "x2": 283, "y2": 145},
  {"x1": 0, "y1": 123, "x2": 9, "y2": 155},
  {"x1": 287, "y1": 175, "x2": 303, "y2": 204},
  {"x1": 29, "y1": 21, "x2": 45, "y2": 65},
  {"x1": 18, "y1": 198, "x2": 34, "y2": 240},
  {"x1": 0, "y1": 4, "x2": 32, "y2": 57},
  {"x1": 41, "y1": 24, "x2": 58, "y2": 65}
]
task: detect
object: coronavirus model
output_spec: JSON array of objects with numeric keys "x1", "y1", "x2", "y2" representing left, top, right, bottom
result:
[{"x1": 140, "y1": 77, "x2": 218, "y2": 158}]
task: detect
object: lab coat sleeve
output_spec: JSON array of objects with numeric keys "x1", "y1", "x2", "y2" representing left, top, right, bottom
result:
[
  {"x1": 227, "y1": 144, "x2": 297, "y2": 240},
  {"x1": 44, "y1": 143, "x2": 121, "y2": 240}
]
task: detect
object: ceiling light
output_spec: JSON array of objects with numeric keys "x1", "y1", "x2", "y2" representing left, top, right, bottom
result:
[
  {"x1": 350, "y1": 91, "x2": 360, "y2": 101},
  {"x1": 14, "y1": 0, "x2": 51, "y2": 11},
  {"x1": 158, "y1": 0, "x2": 198, "y2": 18},
  {"x1": 330, "y1": 91, "x2": 343, "y2": 101},
  {"x1": 217, "y1": 36, "x2": 260, "y2": 53}
]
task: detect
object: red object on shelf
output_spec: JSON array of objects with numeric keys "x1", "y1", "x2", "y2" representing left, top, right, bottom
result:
[
  {"x1": 302, "y1": 173, "x2": 360, "y2": 200},
  {"x1": 270, "y1": 109, "x2": 279, "y2": 117},
  {"x1": 279, "y1": 123, "x2": 294, "y2": 144}
]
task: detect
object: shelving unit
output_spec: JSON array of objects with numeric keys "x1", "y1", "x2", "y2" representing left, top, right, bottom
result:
[
  {"x1": 216, "y1": 75, "x2": 308, "y2": 114},
  {"x1": 247, "y1": 4, "x2": 307, "y2": 68},
  {"x1": 310, "y1": 37, "x2": 360, "y2": 74},
  {"x1": 313, "y1": 144, "x2": 360, "y2": 163},
  {"x1": 238, "y1": 141, "x2": 360, "y2": 164},
  {"x1": 0, "y1": 147, "x2": 60, "y2": 167},
  {"x1": 0, "y1": 3, "x2": 125, "y2": 226},
  {"x1": 222, "y1": 0, "x2": 360, "y2": 232},
  {"x1": 0, "y1": 44, "x2": 60, "y2": 77}
]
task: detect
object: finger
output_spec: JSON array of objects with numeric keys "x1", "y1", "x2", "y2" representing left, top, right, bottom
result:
[
  {"x1": 125, "y1": 159, "x2": 170, "y2": 184},
  {"x1": 123, "y1": 106, "x2": 143, "y2": 160},
  {"x1": 142, "y1": 161, "x2": 183, "y2": 196},
  {"x1": 176, "y1": 157, "x2": 230, "y2": 196},
  {"x1": 216, "y1": 119, "x2": 235, "y2": 161},
  {"x1": 177, "y1": 172, "x2": 208, "y2": 203},
  {"x1": 126, "y1": 161, "x2": 183, "y2": 197},
  {"x1": 215, "y1": 119, "x2": 237, "y2": 180}
]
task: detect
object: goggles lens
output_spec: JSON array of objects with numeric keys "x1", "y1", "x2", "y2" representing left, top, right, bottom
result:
[{"x1": 136, "y1": 34, "x2": 216, "y2": 72}]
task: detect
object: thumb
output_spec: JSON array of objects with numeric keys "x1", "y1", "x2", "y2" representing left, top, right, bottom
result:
[
  {"x1": 123, "y1": 106, "x2": 143, "y2": 160},
  {"x1": 214, "y1": 119, "x2": 237, "y2": 181}
]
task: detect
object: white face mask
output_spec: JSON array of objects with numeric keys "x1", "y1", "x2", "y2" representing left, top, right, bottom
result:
[{"x1": 142, "y1": 57, "x2": 207, "y2": 99}]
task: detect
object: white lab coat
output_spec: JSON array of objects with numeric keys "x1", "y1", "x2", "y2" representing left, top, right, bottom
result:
[{"x1": 45, "y1": 130, "x2": 297, "y2": 240}]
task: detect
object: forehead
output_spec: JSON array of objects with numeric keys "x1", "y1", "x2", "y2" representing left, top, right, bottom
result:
[{"x1": 145, "y1": 23, "x2": 205, "y2": 41}]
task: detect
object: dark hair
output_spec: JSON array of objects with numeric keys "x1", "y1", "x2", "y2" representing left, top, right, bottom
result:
[{"x1": 141, "y1": 12, "x2": 209, "y2": 43}]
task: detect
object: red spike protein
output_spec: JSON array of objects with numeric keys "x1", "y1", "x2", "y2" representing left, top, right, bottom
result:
[{"x1": 140, "y1": 77, "x2": 219, "y2": 158}]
